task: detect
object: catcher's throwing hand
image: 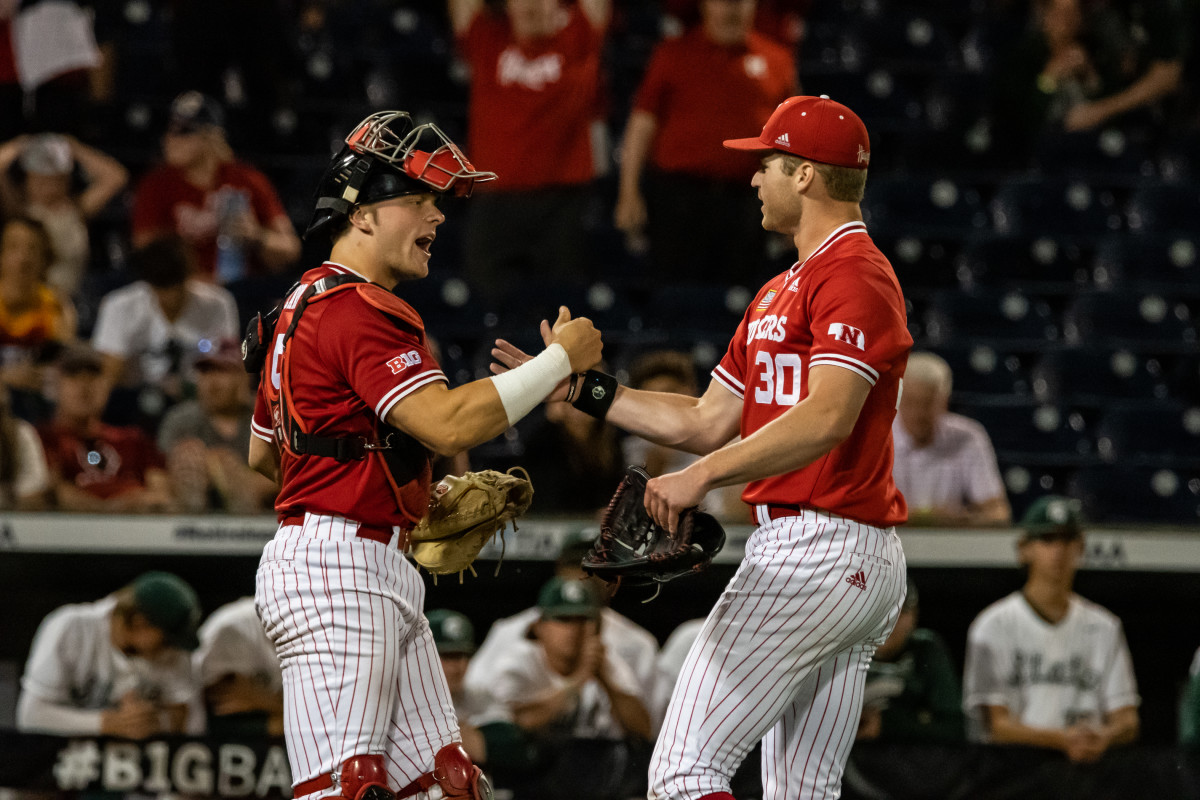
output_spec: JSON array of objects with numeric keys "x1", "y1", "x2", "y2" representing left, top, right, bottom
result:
[{"x1": 646, "y1": 467, "x2": 710, "y2": 534}]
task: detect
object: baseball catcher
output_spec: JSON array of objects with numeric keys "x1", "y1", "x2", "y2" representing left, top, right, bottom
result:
[
  {"x1": 409, "y1": 467, "x2": 534, "y2": 579},
  {"x1": 582, "y1": 465, "x2": 725, "y2": 590}
]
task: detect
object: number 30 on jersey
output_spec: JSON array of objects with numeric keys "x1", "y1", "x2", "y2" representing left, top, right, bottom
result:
[{"x1": 754, "y1": 352, "x2": 804, "y2": 406}]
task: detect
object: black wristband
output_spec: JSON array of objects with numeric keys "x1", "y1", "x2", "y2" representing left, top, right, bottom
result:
[{"x1": 570, "y1": 369, "x2": 619, "y2": 419}]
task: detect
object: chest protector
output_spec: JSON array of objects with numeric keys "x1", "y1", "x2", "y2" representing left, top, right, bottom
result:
[{"x1": 244, "y1": 274, "x2": 431, "y2": 521}]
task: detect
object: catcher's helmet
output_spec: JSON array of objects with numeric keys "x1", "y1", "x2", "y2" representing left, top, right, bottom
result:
[{"x1": 305, "y1": 111, "x2": 496, "y2": 239}]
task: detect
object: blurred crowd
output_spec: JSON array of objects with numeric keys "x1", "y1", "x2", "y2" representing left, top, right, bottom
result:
[
  {"x1": 12, "y1": 498, "x2": 1200, "y2": 796},
  {"x1": 1, "y1": 0, "x2": 1195, "y2": 520}
]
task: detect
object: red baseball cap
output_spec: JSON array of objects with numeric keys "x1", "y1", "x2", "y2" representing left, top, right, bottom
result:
[{"x1": 723, "y1": 95, "x2": 871, "y2": 169}]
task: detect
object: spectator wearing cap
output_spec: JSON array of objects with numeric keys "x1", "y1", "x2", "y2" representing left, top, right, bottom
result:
[
  {"x1": 0, "y1": 215, "x2": 75, "y2": 418},
  {"x1": 37, "y1": 344, "x2": 173, "y2": 512},
  {"x1": 614, "y1": 0, "x2": 797, "y2": 282},
  {"x1": 194, "y1": 596, "x2": 283, "y2": 738},
  {"x1": 465, "y1": 538, "x2": 660, "y2": 726},
  {"x1": 91, "y1": 235, "x2": 239, "y2": 427},
  {"x1": 446, "y1": 0, "x2": 611, "y2": 307},
  {"x1": 130, "y1": 91, "x2": 300, "y2": 287},
  {"x1": 428, "y1": 608, "x2": 542, "y2": 779},
  {"x1": 0, "y1": 132, "x2": 128, "y2": 296},
  {"x1": 855, "y1": 578, "x2": 965, "y2": 744},
  {"x1": 962, "y1": 496, "x2": 1140, "y2": 762},
  {"x1": 17, "y1": 571, "x2": 203, "y2": 739},
  {"x1": 488, "y1": 577, "x2": 651, "y2": 742},
  {"x1": 158, "y1": 337, "x2": 274, "y2": 513},
  {"x1": 892, "y1": 352, "x2": 1011, "y2": 527}
]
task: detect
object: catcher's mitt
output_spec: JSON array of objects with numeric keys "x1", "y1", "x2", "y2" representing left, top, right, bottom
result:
[
  {"x1": 410, "y1": 467, "x2": 533, "y2": 580},
  {"x1": 581, "y1": 465, "x2": 725, "y2": 589}
]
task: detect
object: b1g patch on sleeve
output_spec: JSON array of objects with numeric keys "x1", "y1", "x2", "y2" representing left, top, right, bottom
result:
[
  {"x1": 387, "y1": 350, "x2": 423, "y2": 373},
  {"x1": 828, "y1": 323, "x2": 866, "y2": 350}
]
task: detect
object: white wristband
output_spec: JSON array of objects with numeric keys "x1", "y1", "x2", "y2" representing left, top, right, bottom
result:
[{"x1": 490, "y1": 343, "x2": 572, "y2": 426}]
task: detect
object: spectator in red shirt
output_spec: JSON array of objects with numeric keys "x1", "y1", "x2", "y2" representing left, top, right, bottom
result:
[
  {"x1": 130, "y1": 91, "x2": 300, "y2": 288},
  {"x1": 37, "y1": 344, "x2": 173, "y2": 512},
  {"x1": 447, "y1": 0, "x2": 611, "y2": 307},
  {"x1": 614, "y1": 0, "x2": 797, "y2": 282}
]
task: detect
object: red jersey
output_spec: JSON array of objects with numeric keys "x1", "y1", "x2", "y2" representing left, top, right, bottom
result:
[
  {"x1": 712, "y1": 222, "x2": 911, "y2": 527},
  {"x1": 38, "y1": 421, "x2": 164, "y2": 499},
  {"x1": 634, "y1": 28, "x2": 796, "y2": 181},
  {"x1": 251, "y1": 263, "x2": 446, "y2": 527},
  {"x1": 131, "y1": 160, "x2": 289, "y2": 279},
  {"x1": 459, "y1": 7, "x2": 605, "y2": 191}
]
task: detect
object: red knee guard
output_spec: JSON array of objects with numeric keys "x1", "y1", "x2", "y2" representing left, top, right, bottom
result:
[
  {"x1": 336, "y1": 755, "x2": 395, "y2": 800},
  {"x1": 395, "y1": 744, "x2": 491, "y2": 800}
]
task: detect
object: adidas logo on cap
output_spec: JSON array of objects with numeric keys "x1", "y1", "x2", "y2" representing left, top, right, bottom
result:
[{"x1": 775, "y1": 132, "x2": 790, "y2": 147}]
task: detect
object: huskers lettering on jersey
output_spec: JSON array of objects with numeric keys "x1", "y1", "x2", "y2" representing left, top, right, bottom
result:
[
  {"x1": 252, "y1": 262, "x2": 446, "y2": 526},
  {"x1": 712, "y1": 221, "x2": 912, "y2": 526}
]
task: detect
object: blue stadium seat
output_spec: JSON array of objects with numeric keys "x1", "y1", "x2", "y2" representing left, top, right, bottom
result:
[
  {"x1": 1068, "y1": 465, "x2": 1200, "y2": 524},
  {"x1": 1000, "y1": 463, "x2": 1081, "y2": 521},
  {"x1": 923, "y1": 288, "x2": 1058, "y2": 347},
  {"x1": 960, "y1": 402, "x2": 1095, "y2": 466},
  {"x1": 1091, "y1": 233, "x2": 1200, "y2": 294},
  {"x1": 1031, "y1": 348, "x2": 1168, "y2": 407},
  {"x1": 1093, "y1": 404, "x2": 1200, "y2": 468},
  {"x1": 645, "y1": 283, "x2": 753, "y2": 339},
  {"x1": 1034, "y1": 129, "x2": 1154, "y2": 178},
  {"x1": 990, "y1": 178, "x2": 1123, "y2": 237},
  {"x1": 1126, "y1": 184, "x2": 1200, "y2": 235},
  {"x1": 957, "y1": 235, "x2": 1093, "y2": 292},
  {"x1": 875, "y1": 235, "x2": 963, "y2": 293},
  {"x1": 863, "y1": 175, "x2": 989, "y2": 239},
  {"x1": 1062, "y1": 292, "x2": 1197, "y2": 351},
  {"x1": 925, "y1": 344, "x2": 1034, "y2": 401}
]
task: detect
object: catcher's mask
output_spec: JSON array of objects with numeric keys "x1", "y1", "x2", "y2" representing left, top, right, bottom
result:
[{"x1": 305, "y1": 110, "x2": 497, "y2": 239}]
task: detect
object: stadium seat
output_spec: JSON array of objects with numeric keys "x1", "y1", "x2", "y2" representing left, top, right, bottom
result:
[
  {"x1": 924, "y1": 344, "x2": 1034, "y2": 401},
  {"x1": 1034, "y1": 128, "x2": 1154, "y2": 178},
  {"x1": 645, "y1": 283, "x2": 753, "y2": 339},
  {"x1": 1068, "y1": 465, "x2": 1200, "y2": 524},
  {"x1": 1093, "y1": 404, "x2": 1200, "y2": 468},
  {"x1": 863, "y1": 175, "x2": 989, "y2": 239},
  {"x1": 1091, "y1": 233, "x2": 1200, "y2": 294},
  {"x1": 1030, "y1": 348, "x2": 1168, "y2": 407},
  {"x1": 990, "y1": 178, "x2": 1122, "y2": 237},
  {"x1": 875, "y1": 235, "x2": 963, "y2": 293},
  {"x1": 923, "y1": 288, "x2": 1058, "y2": 347},
  {"x1": 1000, "y1": 463, "x2": 1081, "y2": 521},
  {"x1": 1062, "y1": 292, "x2": 1196, "y2": 351},
  {"x1": 957, "y1": 235, "x2": 1093, "y2": 292},
  {"x1": 1126, "y1": 183, "x2": 1200, "y2": 235},
  {"x1": 960, "y1": 402, "x2": 1095, "y2": 466}
]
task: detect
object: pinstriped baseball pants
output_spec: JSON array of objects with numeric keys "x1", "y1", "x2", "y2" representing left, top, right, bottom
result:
[
  {"x1": 650, "y1": 507, "x2": 907, "y2": 800},
  {"x1": 255, "y1": 513, "x2": 460, "y2": 798}
]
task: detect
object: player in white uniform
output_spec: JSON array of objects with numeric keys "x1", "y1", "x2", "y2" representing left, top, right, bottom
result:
[
  {"x1": 17, "y1": 572, "x2": 203, "y2": 738},
  {"x1": 194, "y1": 596, "x2": 284, "y2": 736},
  {"x1": 493, "y1": 94, "x2": 911, "y2": 800},
  {"x1": 464, "y1": 539, "x2": 660, "y2": 723},
  {"x1": 963, "y1": 495, "x2": 1140, "y2": 762}
]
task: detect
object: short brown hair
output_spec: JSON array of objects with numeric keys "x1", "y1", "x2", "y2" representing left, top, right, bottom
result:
[
  {"x1": 777, "y1": 154, "x2": 867, "y2": 202},
  {"x1": 628, "y1": 349, "x2": 698, "y2": 393}
]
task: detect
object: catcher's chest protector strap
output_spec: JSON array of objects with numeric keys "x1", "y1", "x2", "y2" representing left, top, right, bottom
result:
[{"x1": 271, "y1": 275, "x2": 427, "y2": 485}]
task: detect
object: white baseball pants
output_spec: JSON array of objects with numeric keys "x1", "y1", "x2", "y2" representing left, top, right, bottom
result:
[
  {"x1": 650, "y1": 507, "x2": 907, "y2": 800},
  {"x1": 255, "y1": 513, "x2": 460, "y2": 799}
]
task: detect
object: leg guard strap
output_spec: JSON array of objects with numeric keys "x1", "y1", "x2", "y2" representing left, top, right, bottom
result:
[
  {"x1": 395, "y1": 744, "x2": 491, "y2": 800},
  {"x1": 294, "y1": 755, "x2": 395, "y2": 800}
]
